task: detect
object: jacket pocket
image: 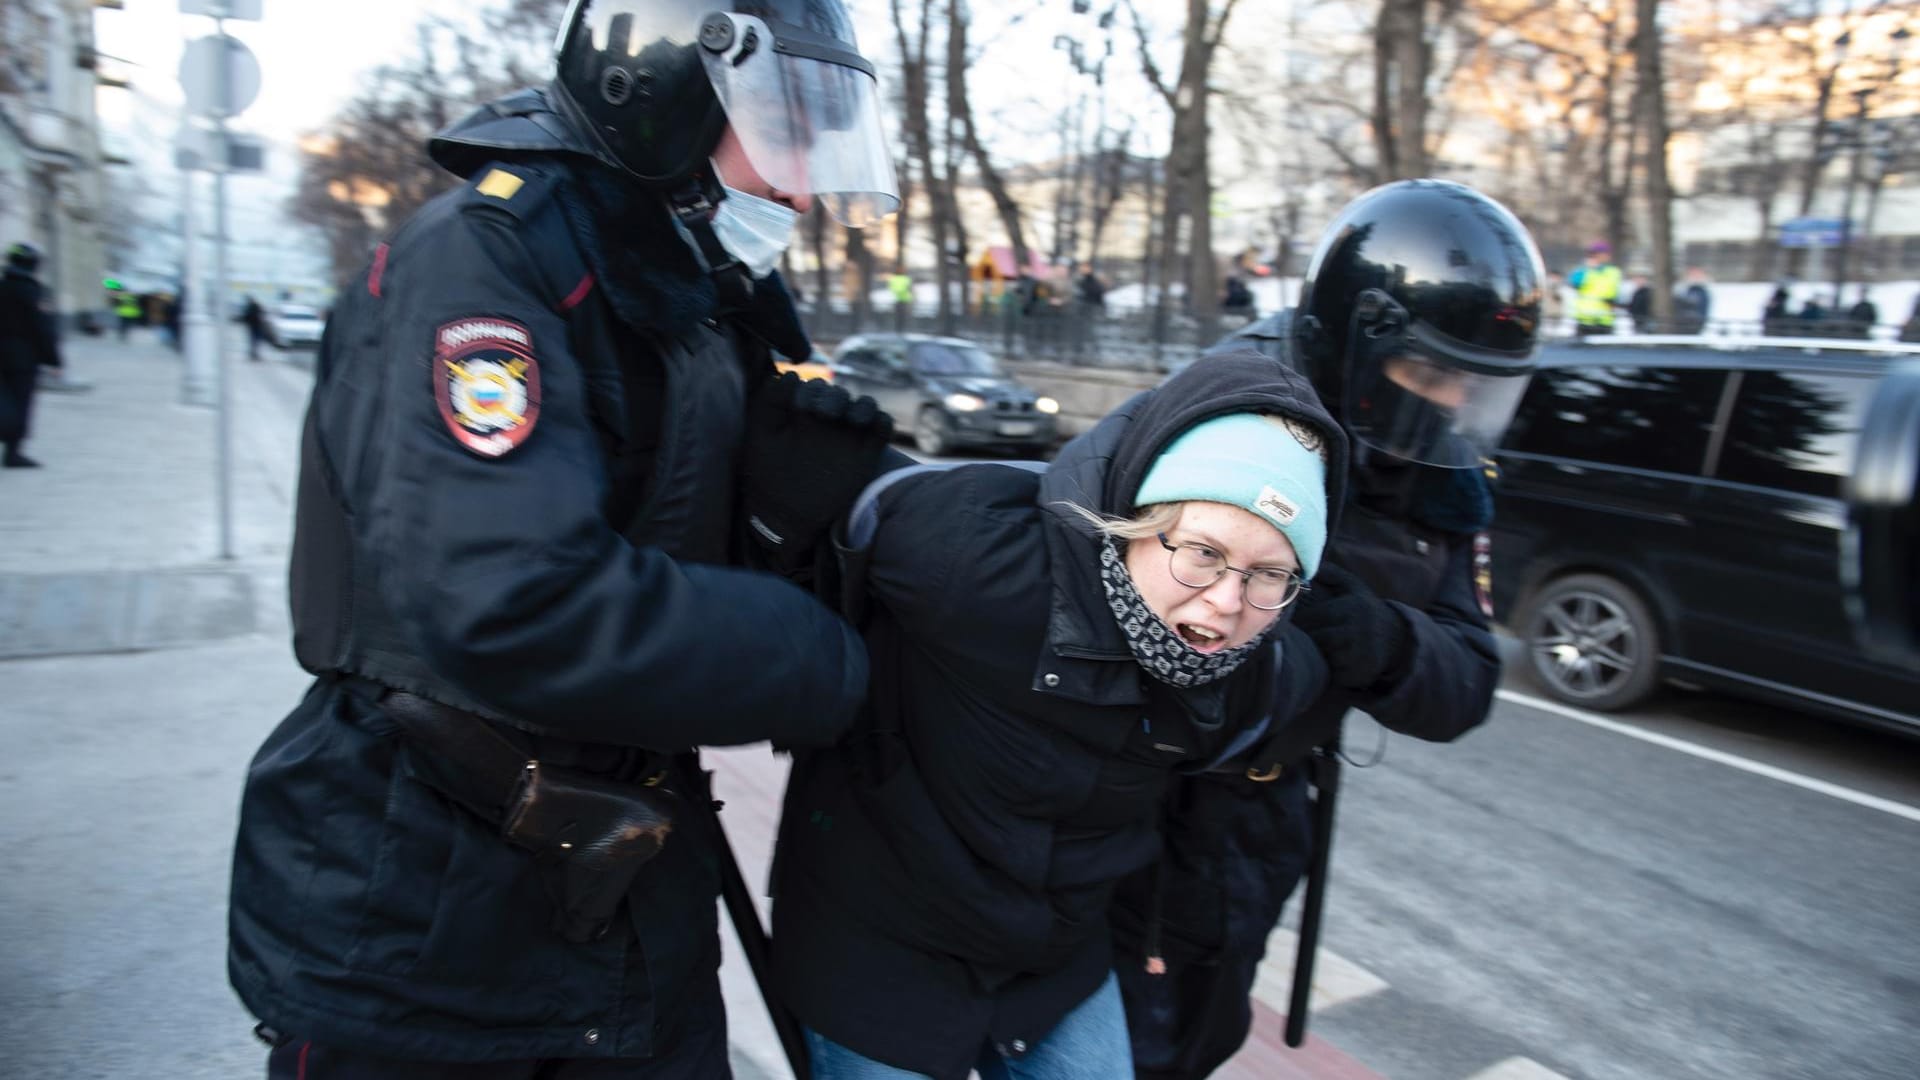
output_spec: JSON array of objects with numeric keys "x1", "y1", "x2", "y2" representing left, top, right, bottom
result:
[{"x1": 343, "y1": 743, "x2": 453, "y2": 975}]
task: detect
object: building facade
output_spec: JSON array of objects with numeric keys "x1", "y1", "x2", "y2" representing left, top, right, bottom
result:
[{"x1": 1, "y1": 0, "x2": 123, "y2": 330}]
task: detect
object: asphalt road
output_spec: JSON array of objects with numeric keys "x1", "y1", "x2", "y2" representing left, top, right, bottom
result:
[{"x1": 1297, "y1": 662, "x2": 1920, "y2": 1080}]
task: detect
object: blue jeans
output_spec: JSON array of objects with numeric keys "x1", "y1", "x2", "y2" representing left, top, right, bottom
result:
[{"x1": 804, "y1": 972, "x2": 1133, "y2": 1079}]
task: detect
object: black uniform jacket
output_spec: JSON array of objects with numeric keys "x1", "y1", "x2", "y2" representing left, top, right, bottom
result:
[
  {"x1": 1112, "y1": 313, "x2": 1501, "y2": 1058},
  {"x1": 769, "y1": 351, "x2": 1342, "y2": 1079},
  {"x1": 227, "y1": 89, "x2": 866, "y2": 1066}
]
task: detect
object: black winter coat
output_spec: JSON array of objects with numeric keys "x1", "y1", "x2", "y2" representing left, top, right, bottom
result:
[
  {"x1": 1115, "y1": 312, "x2": 1502, "y2": 1079},
  {"x1": 227, "y1": 90, "x2": 866, "y2": 1067},
  {"x1": 769, "y1": 351, "x2": 1342, "y2": 1080},
  {"x1": 0, "y1": 267, "x2": 59, "y2": 445}
]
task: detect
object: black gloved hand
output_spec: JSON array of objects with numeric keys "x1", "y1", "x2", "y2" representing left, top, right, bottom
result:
[
  {"x1": 739, "y1": 371, "x2": 894, "y2": 580},
  {"x1": 1289, "y1": 562, "x2": 1413, "y2": 692}
]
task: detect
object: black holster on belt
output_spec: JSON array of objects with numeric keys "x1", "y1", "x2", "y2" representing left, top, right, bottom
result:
[{"x1": 370, "y1": 685, "x2": 676, "y2": 943}]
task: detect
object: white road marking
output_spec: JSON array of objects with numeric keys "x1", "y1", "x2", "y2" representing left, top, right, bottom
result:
[
  {"x1": 1496, "y1": 689, "x2": 1920, "y2": 825},
  {"x1": 1252, "y1": 926, "x2": 1390, "y2": 1015},
  {"x1": 1465, "y1": 1057, "x2": 1573, "y2": 1080}
]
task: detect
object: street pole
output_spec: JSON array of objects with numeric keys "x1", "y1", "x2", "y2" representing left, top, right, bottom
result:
[
  {"x1": 1833, "y1": 89, "x2": 1870, "y2": 312},
  {"x1": 213, "y1": 13, "x2": 235, "y2": 561}
]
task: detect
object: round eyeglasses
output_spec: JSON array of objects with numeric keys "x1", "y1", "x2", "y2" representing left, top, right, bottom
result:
[{"x1": 1157, "y1": 534, "x2": 1308, "y2": 611}]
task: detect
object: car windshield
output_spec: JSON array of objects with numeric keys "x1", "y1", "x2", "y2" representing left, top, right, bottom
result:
[
  {"x1": 910, "y1": 342, "x2": 1002, "y2": 377},
  {"x1": 277, "y1": 306, "x2": 320, "y2": 320}
]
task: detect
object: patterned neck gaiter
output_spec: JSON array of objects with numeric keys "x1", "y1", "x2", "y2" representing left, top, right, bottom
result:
[{"x1": 1099, "y1": 540, "x2": 1264, "y2": 688}]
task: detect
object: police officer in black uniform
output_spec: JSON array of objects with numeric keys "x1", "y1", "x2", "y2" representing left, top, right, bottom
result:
[
  {"x1": 1, "y1": 242, "x2": 60, "y2": 468},
  {"x1": 227, "y1": 1, "x2": 900, "y2": 1076},
  {"x1": 1114, "y1": 180, "x2": 1546, "y2": 1079}
]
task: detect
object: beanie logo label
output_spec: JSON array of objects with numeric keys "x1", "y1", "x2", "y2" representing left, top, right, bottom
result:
[{"x1": 1255, "y1": 485, "x2": 1299, "y2": 525}]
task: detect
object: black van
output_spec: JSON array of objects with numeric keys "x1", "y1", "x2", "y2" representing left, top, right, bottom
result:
[{"x1": 1489, "y1": 338, "x2": 1920, "y2": 735}]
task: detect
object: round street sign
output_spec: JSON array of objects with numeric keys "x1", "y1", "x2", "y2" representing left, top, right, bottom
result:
[{"x1": 179, "y1": 34, "x2": 261, "y2": 119}]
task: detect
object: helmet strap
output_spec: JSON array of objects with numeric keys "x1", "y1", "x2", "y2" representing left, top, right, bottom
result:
[{"x1": 667, "y1": 175, "x2": 754, "y2": 308}]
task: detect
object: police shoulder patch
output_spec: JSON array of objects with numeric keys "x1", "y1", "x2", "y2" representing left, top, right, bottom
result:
[{"x1": 434, "y1": 317, "x2": 540, "y2": 458}]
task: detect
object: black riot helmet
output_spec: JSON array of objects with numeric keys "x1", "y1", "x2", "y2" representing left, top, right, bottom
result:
[
  {"x1": 6, "y1": 242, "x2": 41, "y2": 274},
  {"x1": 551, "y1": 0, "x2": 898, "y2": 226},
  {"x1": 1293, "y1": 180, "x2": 1544, "y2": 469}
]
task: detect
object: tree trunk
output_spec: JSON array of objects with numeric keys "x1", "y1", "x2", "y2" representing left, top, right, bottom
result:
[
  {"x1": 1748, "y1": 193, "x2": 1778, "y2": 281},
  {"x1": 1132, "y1": 0, "x2": 1239, "y2": 318},
  {"x1": 1783, "y1": 67, "x2": 1838, "y2": 280},
  {"x1": 889, "y1": 0, "x2": 935, "y2": 277},
  {"x1": 809, "y1": 206, "x2": 829, "y2": 313},
  {"x1": 1372, "y1": 0, "x2": 1430, "y2": 180},
  {"x1": 847, "y1": 227, "x2": 874, "y2": 326},
  {"x1": 949, "y1": 0, "x2": 1032, "y2": 275},
  {"x1": 1635, "y1": 0, "x2": 1674, "y2": 324}
]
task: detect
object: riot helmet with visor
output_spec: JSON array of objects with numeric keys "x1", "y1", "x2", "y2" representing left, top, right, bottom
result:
[
  {"x1": 1293, "y1": 180, "x2": 1544, "y2": 469},
  {"x1": 552, "y1": 0, "x2": 897, "y2": 226}
]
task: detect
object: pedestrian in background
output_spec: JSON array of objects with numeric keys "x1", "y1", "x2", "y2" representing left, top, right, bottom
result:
[
  {"x1": 1, "y1": 241, "x2": 62, "y2": 468},
  {"x1": 1077, "y1": 266, "x2": 1108, "y2": 312},
  {"x1": 1569, "y1": 240, "x2": 1620, "y2": 336},
  {"x1": 163, "y1": 286, "x2": 184, "y2": 351},
  {"x1": 1846, "y1": 289, "x2": 1879, "y2": 339},
  {"x1": 241, "y1": 296, "x2": 277, "y2": 361},
  {"x1": 1676, "y1": 266, "x2": 1712, "y2": 334},
  {"x1": 771, "y1": 349, "x2": 1342, "y2": 1080},
  {"x1": 225, "y1": 1, "x2": 901, "y2": 1076},
  {"x1": 1763, "y1": 285, "x2": 1793, "y2": 335},
  {"x1": 1624, "y1": 271, "x2": 1653, "y2": 330},
  {"x1": 112, "y1": 288, "x2": 140, "y2": 342},
  {"x1": 1117, "y1": 180, "x2": 1544, "y2": 1079}
]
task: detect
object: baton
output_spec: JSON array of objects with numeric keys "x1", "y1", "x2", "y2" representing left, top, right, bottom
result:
[
  {"x1": 704, "y1": 788, "x2": 812, "y2": 1079},
  {"x1": 1285, "y1": 736, "x2": 1342, "y2": 1048}
]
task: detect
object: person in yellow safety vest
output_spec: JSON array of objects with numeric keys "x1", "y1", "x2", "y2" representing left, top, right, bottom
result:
[
  {"x1": 112, "y1": 288, "x2": 142, "y2": 338},
  {"x1": 1568, "y1": 240, "x2": 1621, "y2": 336}
]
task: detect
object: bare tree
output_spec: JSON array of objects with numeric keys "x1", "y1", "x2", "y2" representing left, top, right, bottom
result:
[
  {"x1": 1128, "y1": 0, "x2": 1242, "y2": 319},
  {"x1": 291, "y1": 10, "x2": 554, "y2": 284},
  {"x1": 948, "y1": 0, "x2": 1035, "y2": 280},
  {"x1": 892, "y1": 0, "x2": 962, "y2": 319}
]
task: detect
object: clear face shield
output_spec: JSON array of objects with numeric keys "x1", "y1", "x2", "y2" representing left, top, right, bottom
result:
[
  {"x1": 1345, "y1": 318, "x2": 1535, "y2": 469},
  {"x1": 697, "y1": 12, "x2": 899, "y2": 227}
]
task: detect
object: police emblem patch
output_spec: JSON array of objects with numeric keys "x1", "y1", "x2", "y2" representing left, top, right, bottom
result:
[{"x1": 434, "y1": 318, "x2": 540, "y2": 458}]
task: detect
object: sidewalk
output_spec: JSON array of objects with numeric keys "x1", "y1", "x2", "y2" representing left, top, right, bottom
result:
[{"x1": 0, "y1": 333, "x2": 1377, "y2": 1079}]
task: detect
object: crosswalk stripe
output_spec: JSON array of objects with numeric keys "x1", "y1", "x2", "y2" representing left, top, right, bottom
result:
[
  {"x1": 1251, "y1": 926, "x2": 1390, "y2": 1015},
  {"x1": 1465, "y1": 1057, "x2": 1573, "y2": 1080}
]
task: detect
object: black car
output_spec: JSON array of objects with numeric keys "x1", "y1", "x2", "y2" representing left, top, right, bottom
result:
[
  {"x1": 1490, "y1": 336, "x2": 1920, "y2": 736},
  {"x1": 829, "y1": 333, "x2": 1061, "y2": 456}
]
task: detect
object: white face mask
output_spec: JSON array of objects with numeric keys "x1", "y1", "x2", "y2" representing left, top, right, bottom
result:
[{"x1": 710, "y1": 183, "x2": 799, "y2": 279}]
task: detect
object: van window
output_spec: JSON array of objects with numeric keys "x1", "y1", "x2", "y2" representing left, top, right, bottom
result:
[
  {"x1": 1502, "y1": 365, "x2": 1726, "y2": 475},
  {"x1": 1717, "y1": 371, "x2": 1875, "y2": 500}
]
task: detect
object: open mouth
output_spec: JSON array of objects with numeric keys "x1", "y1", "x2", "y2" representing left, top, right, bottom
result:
[{"x1": 1177, "y1": 622, "x2": 1227, "y2": 652}]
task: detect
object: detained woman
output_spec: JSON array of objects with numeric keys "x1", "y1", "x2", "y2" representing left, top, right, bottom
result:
[{"x1": 767, "y1": 349, "x2": 1347, "y2": 1079}]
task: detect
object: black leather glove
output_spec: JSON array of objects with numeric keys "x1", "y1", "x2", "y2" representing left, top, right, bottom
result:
[
  {"x1": 1289, "y1": 563, "x2": 1414, "y2": 692},
  {"x1": 739, "y1": 371, "x2": 894, "y2": 580}
]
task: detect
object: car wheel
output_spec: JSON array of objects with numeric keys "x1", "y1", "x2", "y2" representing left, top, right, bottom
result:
[
  {"x1": 1519, "y1": 572, "x2": 1662, "y2": 711},
  {"x1": 914, "y1": 407, "x2": 953, "y2": 457}
]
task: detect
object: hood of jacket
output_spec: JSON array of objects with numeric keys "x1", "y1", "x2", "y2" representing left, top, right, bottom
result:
[{"x1": 1031, "y1": 348, "x2": 1348, "y2": 692}]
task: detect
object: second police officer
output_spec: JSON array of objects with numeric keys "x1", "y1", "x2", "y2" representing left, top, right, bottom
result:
[
  {"x1": 1114, "y1": 180, "x2": 1547, "y2": 1079},
  {"x1": 226, "y1": 1, "x2": 900, "y2": 1076}
]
